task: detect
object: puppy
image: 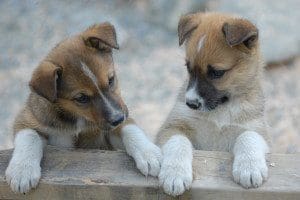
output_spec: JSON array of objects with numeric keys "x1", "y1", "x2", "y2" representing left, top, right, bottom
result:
[
  {"x1": 5, "y1": 23, "x2": 161, "y2": 193},
  {"x1": 157, "y1": 12, "x2": 271, "y2": 196}
]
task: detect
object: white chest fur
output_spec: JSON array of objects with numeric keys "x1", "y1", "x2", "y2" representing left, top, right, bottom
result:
[
  {"x1": 45, "y1": 127, "x2": 75, "y2": 148},
  {"x1": 172, "y1": 101, "x2": 246, "y2": 151},
  {"x1": 48, "y1": 134, "x2": 74, "y2": 148},
  {"x1": 42, "y1": 118, "x2": 86, "y2": 148}
]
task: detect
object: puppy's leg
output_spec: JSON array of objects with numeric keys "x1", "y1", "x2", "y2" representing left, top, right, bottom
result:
[
  {"x1": 5, "y1": 129, "x2": 45, "y2": 193},
  {"x1": 111, "y1": 122, "x2": 162, "y2": 177},
  {"x1": 232, "y1": 131, "x2": 269, "y2": 188},
  {"x1": 159, "y1": 134, "x2": 193, "y2": 196}
]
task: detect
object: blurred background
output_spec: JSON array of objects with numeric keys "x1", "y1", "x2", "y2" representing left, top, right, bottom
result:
[{"x1": 0, "y1": 0, "x2": 299, "y2": 153}]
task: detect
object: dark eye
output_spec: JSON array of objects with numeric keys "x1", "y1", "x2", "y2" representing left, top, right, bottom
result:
[
  {"x1": 108, "y1": 75, "x2": 115, "y2": 88},
  {"x1": 185, "y1": 61, "x2": 192, "y2": 73},
  {"x1": 207, "y1": 65, "x2": 226, "y2": 79},
  {"x1": 74, "y1": 93, "x2": 90, "y2": 104}
]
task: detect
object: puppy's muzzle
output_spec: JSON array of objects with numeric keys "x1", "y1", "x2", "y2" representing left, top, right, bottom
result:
[
  {"x1": 185, "y1": 85, "x2": 203, "y2": 110},
  {"x1": 96, "y1": 93, "x2": 127, "y2": 127},
  {"x1": 186, "y1": 99, "x2": 201, "y2": 110},
  {"x1": 107, "y1": 112, "x2": 125, "y2": 127}
]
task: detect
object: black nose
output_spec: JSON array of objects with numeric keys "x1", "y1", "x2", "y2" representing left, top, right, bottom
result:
[
  {"x1": 108, "y1": 114, "x2": 125, "y2": 127},
  {"x1": 186, "y1": 100, "x2": 201, "y2": 110}
]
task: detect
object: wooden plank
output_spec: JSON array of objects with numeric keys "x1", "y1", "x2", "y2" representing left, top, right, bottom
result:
[{"x1": 0, "y1": 146, "x2": 299, "y2": 200}]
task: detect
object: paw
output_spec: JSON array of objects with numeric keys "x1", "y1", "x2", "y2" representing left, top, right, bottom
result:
[
  {"x1": 5, "y1": 161, "x2": 41, "y2": 193},
  {"x1": 133, "y1": 143, "x2": 162, "y2": 177},
  {"x1": 159, "y1": 160, "x2": 192, "y2": 196},
  {"x1": 232, "y1": 155, "x2": 268, "y2": 188}
]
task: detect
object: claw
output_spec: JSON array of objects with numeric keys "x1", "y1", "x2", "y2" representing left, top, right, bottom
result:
[{"x1": 147, "y1": 162, "x2": 151, "y2": 175}]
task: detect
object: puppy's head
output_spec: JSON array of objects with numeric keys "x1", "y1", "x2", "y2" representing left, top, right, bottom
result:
[
  {"x1": 29, "y1": 23, "x2": 128, "y2": 128},
  {"x1": 179, "y1": 12, "x2": 262, "y2": 111}
]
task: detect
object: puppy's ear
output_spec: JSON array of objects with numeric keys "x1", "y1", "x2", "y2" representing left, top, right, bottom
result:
[
  {"x1": 83, "y1": 22, "x2": 119, "y2": 51},
  {"x1": 178, "y1": 13, "x2": 199, "y2": 46},
  {"x1": 29, "y1": 61, "x2": 62, "y2": 102},
  {"x1": 222, "y1": 19, "x2": 258, "y2": 49}
]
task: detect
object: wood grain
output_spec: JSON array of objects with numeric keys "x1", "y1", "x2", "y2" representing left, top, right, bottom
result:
[{"x1": 0, "y1": 146, "x2": 299, "y2": 199}]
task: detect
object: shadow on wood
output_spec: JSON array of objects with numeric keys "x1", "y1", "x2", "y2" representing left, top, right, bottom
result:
[{"x1": 0, "y1": 146, "x2": 299, "y2": 199}]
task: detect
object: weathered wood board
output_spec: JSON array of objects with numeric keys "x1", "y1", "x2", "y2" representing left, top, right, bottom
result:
[{"x1": 0, "y1": 146, "x2": 299, "y2": 200}]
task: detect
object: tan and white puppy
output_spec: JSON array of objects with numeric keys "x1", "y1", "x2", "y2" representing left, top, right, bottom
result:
[
  {"x1": 156, "y1": 12, "x2": 271, "y2": 196},
  {"x1": 5, "y1": 23, "x2": 161, "y2": 193}
]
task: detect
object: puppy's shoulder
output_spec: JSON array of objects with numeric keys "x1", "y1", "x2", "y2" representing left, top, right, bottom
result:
[{"x1": 13, "y1": 102, "x2": 40, "y2": 135}]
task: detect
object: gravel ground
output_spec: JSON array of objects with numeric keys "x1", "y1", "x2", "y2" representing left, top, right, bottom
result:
[{"x1": 0, "y1": 0, "x2": 299, "y2": 153}]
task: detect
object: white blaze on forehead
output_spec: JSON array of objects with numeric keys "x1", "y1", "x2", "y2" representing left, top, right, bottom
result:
[
  {"x1": 80, "y1": 61, "x2": 120, "y2": 116},
  {"x1": 80, "y1": 61, "x2": 101, "y2": 92},
  {"x1": 197, "y1": 35, "x2": 206, "y2": 53}
]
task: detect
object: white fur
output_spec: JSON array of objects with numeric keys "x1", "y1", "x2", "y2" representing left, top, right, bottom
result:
[
  {"x1": 5, "y1": 129, "x2": 44, "y2": 193},
  {"x1": 121, "y1": 124, "x2": 162, "y2": 177},
  {"x1": 197, "y1": 35, "x2": 206, "y2": 52},
  {"x1": 75, "y1": 117, "x2": 85, "y2": 136},
  {"x1": 42, "y1": 118, "x2": 85, "y2": 147},
  {"x1": 185, "y1": 84, "x2": 208, "y2": 112},
  {"x1": 48, "y1": 134, "x2": 73, "y2": 148},
  {"x1": 169, "y1": 96, "x2": 267, "y2": 151},
  {"x1": 80, "y1": 61, "x2": 101, "y2": 91},
  {"x1": 185, "y1": 84, "x2": 204, "y2": 106},
  {"x1": 40, "y1": 126, "x2": 74, "y2": 147},
  {"x1": 232, "y1": 131, "x2": 269, "y2": 188},
  {"x1": 159, "y1": 135, "x2": 193, "y2": 196},
  {"x1": 80, "y1": 61, "x2": 118, "y2": 115}
]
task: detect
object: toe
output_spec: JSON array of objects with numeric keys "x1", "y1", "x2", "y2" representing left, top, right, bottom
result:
[
  {"x1": 250, "y1": 170, "x2": 263, "y2": 188},
  {"x1": 162, "y1": 176, "x2": 174, "y2": 195},
  {"x1": 30, "y1": 175, "x2": 40, "y2": 189},
  {"x1": 232, "y1": 169, "x2": 240, "y2": 184},
  {"x1": 5, "y1": 174, "x2": 12, "y2": 186},
  {"x1": 240, "y1": 170, "x2": 251, "y2": 188},
  {"x1": 10, "y1": 178, "x2": 21, "y2": 193},
  {"x1": 183, "y1": 177, "x2": 192, "y2": 190},
  {"x1": 261, "y1": 165, "x2": 268, "y2": 181},
  {"x1": 148, "y1": 157, "x2": 160, "y2": 177},
  {"x1": 134, "y1": 154, "x2": 149, "y2": 176},
  {"x1": 172, "y1": 178, "x2": 185, "y2": 196},
  {"x1": 19, "y1": 178, "x2": 30, "y2": 194}
]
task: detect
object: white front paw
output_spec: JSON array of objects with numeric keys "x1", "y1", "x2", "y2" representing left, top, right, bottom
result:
[
  {"x1": 5, "y1": 161, "x2": 41, "y2": 193},
  {"x1": 159, "y1": 159, "x2": 192, "y2": 196},
  {"x1": 133, "y1": 143, "x2": 162, "y2": 177},
  {"x1": 232, "y1": 155, "x2": 268, "y2": 188}
]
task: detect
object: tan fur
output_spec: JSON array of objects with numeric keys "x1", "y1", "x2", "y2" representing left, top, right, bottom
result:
[
  {"x1": 13, "y1": 23, "x2": 133, "y2": 149},
  {"x1": 156, "y1": 12, "x2": 271, "y2": 151}
]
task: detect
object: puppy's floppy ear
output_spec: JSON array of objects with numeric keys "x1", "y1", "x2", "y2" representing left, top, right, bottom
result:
[
  {"x1": 83, "y1": 22, "x2": 119, "y2": 51},
  {"x1": 29, "y1": 61, "x2": 62, "y2": 102},
  {"x1": 178, "y1": 13, "x2": 199, "y2": 46},
  {"x1": 222, "y1": 19, "x2": 258, "y2": 49}
]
